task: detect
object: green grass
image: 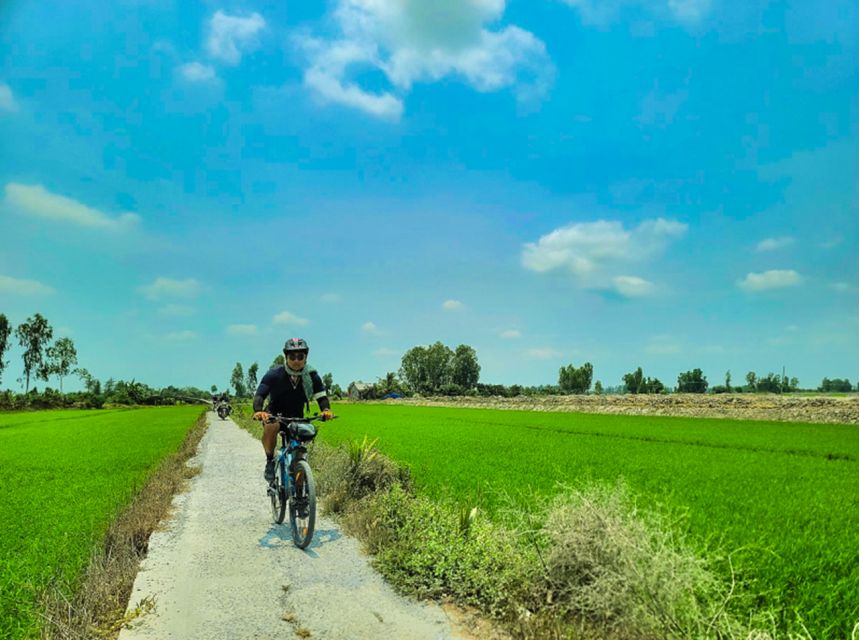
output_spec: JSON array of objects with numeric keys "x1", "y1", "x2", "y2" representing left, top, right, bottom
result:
[
  {"x1": 320, "y1": 403, "x2": 859, "y2": 638},
  {"x1": 0, "y1": 406, "x2": 203, "y2": 640}
]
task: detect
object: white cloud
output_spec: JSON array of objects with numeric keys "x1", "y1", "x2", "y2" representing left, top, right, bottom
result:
[
  {"x1": 226, "y1": 323, "x2": 258, "y2": 335},
  {"x1": 756, "y1": 236, "x2": 795, "y2": 252},
  {"x1": 297, "y1": 0, "x2": 553, "y2": 120},
  {"x1": 738, "y1": 270, "x2": 802, "y2": 291},
  {"x1": 206, "y1": 11, "x2": 265, "y2": 65},
  {"x1": 612, "y1": 275, "x2": 656, "y2": 298},
  {"x1": 645, "y1": 335, "x2": 682, "y2": 355},
  {"x1": 0, "y1": 83, "x2": 17, "y2": 112},
  {"x1": 522, "y1": 217, "x2": 686, "y2": 292},
  {"x1": 0, "y1": 274, "x2": 54, "y2": 296},
  {"x1": 273, "y1": 310, "x2": 309, "y2": 326},
  {"x1": 140, "y1": 277, "x2": 201, "y2": 300},
  {"x1": 561, "y1": 0, "x2": 711, "y2": 26},
  {"x1": 165, "y1": 330, "x2": 198, "y2": 341},
  {"x1": 830, "y1": 282, "x2": 858, "y2": 293},
  {"x1": 526, "y1": 348, "x2": 562, "y2": 359},
  {"x1": 158, "y1": 304, "x2": 195, "y2": 317},
  {"x1": 321, "y1": 293, "x2": 342, "y2": 303},
  {"x1": 4, "y1": 183, "x2": 140, "y2": 230},
  {"x1": 500, "y1": 329, "x2": 521, "y2": 339},
  {"x1": 442, "y1": 299, "x2": 464, "y2": 311},
  {"x1": 373, "y1": 347, "x2": 399, "y2": 357},
  {"x1": 361, "y1": 321, "x2": 382, "y2": 335},
  {"x1": 179, "y1": 61, "x2": 218, "y2": 83}
]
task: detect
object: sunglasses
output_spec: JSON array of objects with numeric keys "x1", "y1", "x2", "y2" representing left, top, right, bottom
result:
[{"x1": 286, "y1": 352, "x2": 306, "y2": 361}]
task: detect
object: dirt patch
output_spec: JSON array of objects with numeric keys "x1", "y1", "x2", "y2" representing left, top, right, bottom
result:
[{"x1": 363, "y1": 394, "x2": 859, "y2": 425}]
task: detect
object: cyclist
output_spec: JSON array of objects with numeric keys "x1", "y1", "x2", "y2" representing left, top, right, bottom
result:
[{"x1": 252, "y1": 337, "x2": 333, "y2": 483}]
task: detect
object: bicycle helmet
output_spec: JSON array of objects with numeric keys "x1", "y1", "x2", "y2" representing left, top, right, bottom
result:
[{"x1": 284, "y1": 337, "x2": 309, "y2": 353}]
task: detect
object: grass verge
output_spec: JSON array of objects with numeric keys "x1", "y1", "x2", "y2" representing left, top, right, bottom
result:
[
  {"x1": 40, "y1": 410, "x2": 208, "y2": 639},
  {"x1": 232, "y1": 406, "x2": 787, "y2": 639}
]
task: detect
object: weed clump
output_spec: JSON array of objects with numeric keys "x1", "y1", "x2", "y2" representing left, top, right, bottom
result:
[{"x1": 314, "y1": 437, "x2": 787, "y2": 639}]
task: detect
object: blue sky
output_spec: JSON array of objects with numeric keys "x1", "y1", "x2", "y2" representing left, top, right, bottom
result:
[{"x1": 1, "y1": 0, "x2": 856, "y2": 392}]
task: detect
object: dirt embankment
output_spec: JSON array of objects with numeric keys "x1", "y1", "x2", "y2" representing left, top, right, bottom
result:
[{"x1": 369, "y1": 394, "x2": 859, "y2": 425}]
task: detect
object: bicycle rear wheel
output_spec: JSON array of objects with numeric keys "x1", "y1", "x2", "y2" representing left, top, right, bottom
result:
[
  {"x1": 289, "y1": 460, "x2": 316, "y2": 549},
  {"x1": 270, "y1": 459, "x2": 287, "y2": 524}
]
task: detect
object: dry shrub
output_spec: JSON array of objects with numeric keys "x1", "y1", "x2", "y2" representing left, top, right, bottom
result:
[
  {"x1": 41, "y1": 411, "x2": 208, "y2": 639},
  {"x1": 311, "y1": 439, "x2": 787, "y2": 640},
  {"x1": 538, "y1": 482, "x2": 765, "y2": 640}
]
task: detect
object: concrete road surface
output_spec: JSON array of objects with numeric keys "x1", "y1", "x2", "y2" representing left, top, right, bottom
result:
[{"x1": 118, "y1": 412, "x2": 463, "y2": 640}]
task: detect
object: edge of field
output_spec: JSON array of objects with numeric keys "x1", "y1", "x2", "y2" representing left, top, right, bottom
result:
[
  {"x1": 41, "y1": 410, "x2": 208, "y2": 640},
  {"x1": 354, "y1": 393, "x2": 859, "y2": 424},
  {"x1": 233, "y1": 404, "x2": 816, "y2": 640}
]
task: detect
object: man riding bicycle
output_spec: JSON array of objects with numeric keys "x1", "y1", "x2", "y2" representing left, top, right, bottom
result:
[{"x1": 252, "y1": 337, "x2": 333, "y2": 483}]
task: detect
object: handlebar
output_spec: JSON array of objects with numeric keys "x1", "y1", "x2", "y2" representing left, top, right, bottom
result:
[{"x1": 262, "y1": 413, "x2": 337, "y2": 424}]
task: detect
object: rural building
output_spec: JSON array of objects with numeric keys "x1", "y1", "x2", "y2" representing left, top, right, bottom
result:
[{"x1": 347, "y1": 381, "x2": 374, "y2": 400}]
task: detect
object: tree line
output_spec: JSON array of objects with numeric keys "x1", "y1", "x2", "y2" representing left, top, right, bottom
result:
[
  {"x1": 0, "y1": 312, "x2": 215, "y2": 410},
  {"x1": 348, "y1": 341, "x2": 857, "y2": 398},
  {"x1": 226, "y1": 357, "x2": 344, "y2": 400}
]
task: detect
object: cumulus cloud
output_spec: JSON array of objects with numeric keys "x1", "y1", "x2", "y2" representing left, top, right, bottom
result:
[
  {"x1": 165, "y1": 330, "x2": 198, "y2": 341},
  {"x1": 500, "y1": 329, "x2": 521, "y2": 339},
  {"x1": 645, "y1": 334, "x2": 682, "y2": 355},
  {"x1": 0, "y1": 82, "x2": 17, "y2": 112},
  {"x1": 139, "y1": 277, "x2": 202, "y2": 300},
  {"x1": 738, "y1": 270, "x2": 802, "y2": 291},
  {"x1": 297, "y1": 0, "x2": 553, "y2": 120},
  {"x1": 158, "y1": 304, "x2": 195, "y2": 316},
  {"x1": 522, "y1": 217, "x2": 685, "y2": 296},
  {"x1": 0, "y1": 274, "x2": 55, "y2": 296},
  {"x1": 562, "y1": 0, "x2": 711, "y2": 26},
  {"x1": 206, "y1": 11, "x2": 265, "y2": 65},
  {"x1": 373, "y1": 347, "x2": 399, "y2": 357},
  {"x1": 612, "y1": 275, "x2": 655, "y2": 297},
  {"x1": 829, "y1": 282, "x2": 858, "y2": 293},
  {"x1": 361, "y1": 321, "x2": 382, "y2": 335},
  {"x1": 226, "y1": 324, "x2": 258, "y2": 335},
  {"x1": 526, "y1": 347, "x2": 562, "y2": 359},
  {"x1": 4, "y1": 183, "x2": 140, "y2": 231},
  {"x1": 756, "y1": 236, "x2": 795, "y2": 252},
  {"x1": 179, "y1": 61, "x2": 218, "y2": 83},
  {"x1": 442, "y1": 299, "x2": 464, "y2": 310},
  {"x1": 273, "y1": 310, "x2": 309, "y2": 326}
]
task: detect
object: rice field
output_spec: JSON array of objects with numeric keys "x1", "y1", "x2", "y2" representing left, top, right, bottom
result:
[
  {"x1": 0, "y1": 406, "x2": 203, "y2": 640},
  {"x1": 319, "y1": 403, "x2": 859, "y2": 638}
]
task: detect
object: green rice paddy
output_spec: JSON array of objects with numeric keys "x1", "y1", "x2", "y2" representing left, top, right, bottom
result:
[
  {"x1": 320, "y1": 403, "x2": 859, "y2": 638},
  {"x1": 0, "y1": 406, "x2": 202, "y2": 639}
]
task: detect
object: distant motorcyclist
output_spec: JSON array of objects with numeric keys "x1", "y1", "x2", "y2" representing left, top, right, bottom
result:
[{"x1": 252, "y1": 338, "x2": 334, "y2": 482}]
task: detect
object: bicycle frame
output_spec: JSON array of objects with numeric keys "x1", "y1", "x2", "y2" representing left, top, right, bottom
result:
[{"x1": 274, "y1": 429, "x2": 307, "y2": 496}]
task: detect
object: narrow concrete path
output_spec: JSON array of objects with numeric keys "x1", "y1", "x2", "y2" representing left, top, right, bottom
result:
[{"x1": 119, "y1": 413, "x2": 462, "y2": 640}]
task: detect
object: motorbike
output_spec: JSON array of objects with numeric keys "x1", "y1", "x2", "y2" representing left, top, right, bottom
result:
[{"x1": 216, "y1": 401, "x2": 232, "y2": 420}]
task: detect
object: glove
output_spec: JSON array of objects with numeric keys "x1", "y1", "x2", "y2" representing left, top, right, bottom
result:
[
  {"x1": 321, "y1": 409, "x2": 334, "y2": 422},
  {"x1": 253, "y1": 411, "x2": 272, "y2": 422}
]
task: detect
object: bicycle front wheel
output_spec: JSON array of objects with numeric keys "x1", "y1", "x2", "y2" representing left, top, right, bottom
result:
[
  {"x1": 270, "y1": 460, "x2": 287, "y2": 524},
  {"x1": 289, "y1": 460, "x2": 316, "y2": 549}
]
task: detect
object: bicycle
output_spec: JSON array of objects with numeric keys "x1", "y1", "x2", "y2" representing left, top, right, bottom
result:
[{"x1": 264, "y1": 413, "x2": 332, "y2": 549}]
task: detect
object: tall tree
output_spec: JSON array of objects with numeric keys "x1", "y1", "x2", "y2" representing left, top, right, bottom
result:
[
  {"x1": 246, "y1": 362, "x2": 259, "y2": 394},
  {"x1": 15, "y1": 313, "x2": 53, "y2": 393},
  {"x1": 623, "y1": 367, "x2": 645, "y2": 394},
  {"x1": 271, "y1": 353, "x2": 285, "y2": 368},
  {"x1": 559, "y1": 362, "x2": 593, "y2": 394},
  {"x1": 677, "y1": 368, "x2": 708, "y2": 393},
  {"x1": 0, "y1": 314, "x2": 10, "y2": 385},
  {"x1": 322, "y1": 372, "x2": 334, "y2": 392},
  {"x1": 46, "y1": 337, "x2": 77, "y2": 392},
  {"x1": 450, "y1": 344, "x2": 481, "y2": 390},
  {"x1": 230, "y1": 362, "x2": 246, "y2": 397}
]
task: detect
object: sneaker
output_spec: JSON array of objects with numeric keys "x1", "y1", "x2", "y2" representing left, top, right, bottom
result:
[{"x1": 264, "y1": 459, "x2": 276, "y2": 483}]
